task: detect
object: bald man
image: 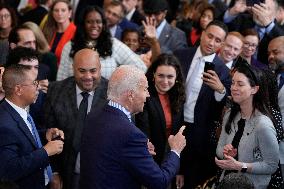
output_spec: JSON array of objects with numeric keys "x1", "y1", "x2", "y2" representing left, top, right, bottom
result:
[
  {"x1": 268, "y1": 36, "x2": 284, "y2": 178},
  {"x1": 43, "y1": 49, "x2": 108, "y2": 189}
]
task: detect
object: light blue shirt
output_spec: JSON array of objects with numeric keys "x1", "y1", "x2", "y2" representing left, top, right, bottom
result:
[{"x1": 108, "y1": 100, "x2": 132, "y2": 122}]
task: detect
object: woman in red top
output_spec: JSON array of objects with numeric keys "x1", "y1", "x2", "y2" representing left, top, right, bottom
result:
[
  {"x1": 42, "y1": 0, "x2": 76, "y2": 65},
  {"x1": 135, "y1": 54, "x2": 186, "y2": 188}
]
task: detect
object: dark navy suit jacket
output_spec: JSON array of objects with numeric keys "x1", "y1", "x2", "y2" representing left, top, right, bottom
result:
[
  {"x1": 0, "y1": 100, "x2": 49, "y2": 189},
  {"x1": 80, "y1": 105, "x2": 180, "y2": 189},
  {"x1": 174, "y1": 47, "x2": 231, "y2": 129}
]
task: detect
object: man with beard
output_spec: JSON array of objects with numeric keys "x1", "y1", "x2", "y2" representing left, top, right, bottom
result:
[
  {"x1": 268, "y1": 36, "x2": 284, "y2": 178},
  {"x1": 43, "y1": 48, "x2": 108, "y2": 189}
]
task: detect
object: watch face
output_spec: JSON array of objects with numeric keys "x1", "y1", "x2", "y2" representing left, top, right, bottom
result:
[{"x1": 241, "y1": 167, "x2": 247, "y2": 173}]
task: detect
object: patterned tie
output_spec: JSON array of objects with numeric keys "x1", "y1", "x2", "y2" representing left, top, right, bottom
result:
[{"x1": 27, "y1": 114, "x2": 53, "y2": 181}]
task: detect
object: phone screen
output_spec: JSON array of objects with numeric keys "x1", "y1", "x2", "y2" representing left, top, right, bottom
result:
[
  {"x1": 204, "y1": 62, "x2": 215, "y2": 72},
  {"x1": 246, "y1": 0, "x2": 264, "y2": 6}
]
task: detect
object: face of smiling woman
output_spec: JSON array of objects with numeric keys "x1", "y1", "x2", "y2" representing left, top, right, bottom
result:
[
  {"x1": 231, "y1": 71, "x2": 258, "y2": 106},
  {"x1": 154, "y1": 65, "x2": 177, "y2": 94}
]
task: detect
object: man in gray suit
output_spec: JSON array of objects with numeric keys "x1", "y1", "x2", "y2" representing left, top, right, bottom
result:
[
  {"x1": 43, "y1": 49, "x2": 108, "y2": 189},
  {"x1": 142, "y1": 0, "x2": 187, "y2": 54},
  {"x1": 268, "y1": 36, "x2": 284, "y2": 178}
]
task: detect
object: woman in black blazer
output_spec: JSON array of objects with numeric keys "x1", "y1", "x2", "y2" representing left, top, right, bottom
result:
[{"x1": 135, "y1": 53, "x2": 186, "y2": 188}]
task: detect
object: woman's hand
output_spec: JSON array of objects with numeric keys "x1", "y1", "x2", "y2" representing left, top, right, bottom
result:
[
  {"x1": 215, "y1": 154, "x2": 242, "y2": 171},
  {"x1": 223, "y1": 144, "x2": 237, "y2": 157}
]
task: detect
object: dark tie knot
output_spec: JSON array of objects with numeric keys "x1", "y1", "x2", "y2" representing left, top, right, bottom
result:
[{"x1": 81, "y1": 92, "x2": 89, "y2": 99}]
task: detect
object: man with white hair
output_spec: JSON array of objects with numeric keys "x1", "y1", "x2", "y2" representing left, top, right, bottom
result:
[{"x1": 80, "y1": 65, "x2": 187, "y2": 189}]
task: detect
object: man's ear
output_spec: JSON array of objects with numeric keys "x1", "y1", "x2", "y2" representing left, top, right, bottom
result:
[{"x1": 15, "y1": 85, "x2": 23, "y2": 96}]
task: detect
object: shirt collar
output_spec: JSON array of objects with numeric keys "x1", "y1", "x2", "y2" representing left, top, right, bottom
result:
[
  {"x1": 76, "y1": 85, "x2": 94, "y2": 97},
  {"x1": 108, "y1": 100, "x2": 132, "y2": 122},
  {"x1": 126, "y1": 8, "x2": 136, "y2": 21},
  {"x1": 196, "y1": 46, "x2": 216, "y2": 62},
  {"x1": 156, "y1": 19, "x2": 167, "y2": 39},
  {"x1": 5, "y1": 98, "x2": 28, "y2": 121}
]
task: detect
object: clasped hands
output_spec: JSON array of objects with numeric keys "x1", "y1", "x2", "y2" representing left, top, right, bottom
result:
[{"x1": 215, "y1": 144, "x2": 242, "y2": 171}]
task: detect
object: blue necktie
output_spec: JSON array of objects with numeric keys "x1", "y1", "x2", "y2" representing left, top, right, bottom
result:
[{"x1": 27, "y1": 114, "x2": 53, "y2": 181}]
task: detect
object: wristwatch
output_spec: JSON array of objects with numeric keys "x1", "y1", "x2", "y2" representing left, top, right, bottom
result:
[
  {"x1": 218, "y1": 87, "x2": 226, "y2": 94},
  {"x1": 241, "y1": 163, "x2": 247, "y2": 173}
]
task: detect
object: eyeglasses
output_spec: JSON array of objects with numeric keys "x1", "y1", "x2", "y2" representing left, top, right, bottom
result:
[
  {"x1": 0, "y1": 14, "x2": 11, "y2": 19},
  {"x1": 21, "y1": 80, "x2": 39, "y2": 88},
  {"x1": 243, "y1": 42, "x2": 258, "y2": 48}
]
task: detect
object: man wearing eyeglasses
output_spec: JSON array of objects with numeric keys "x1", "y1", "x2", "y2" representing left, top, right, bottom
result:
[{"x1": 0, "y1": 47, "x2": 64, "y2": 189}]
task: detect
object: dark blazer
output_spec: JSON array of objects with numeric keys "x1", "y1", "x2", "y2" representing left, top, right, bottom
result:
[
  {"x1": 43, "y1": 77, "x2": 108, "y2": 189},
  {"x1": 119, "y1": 17, "x2": 139, "y2": 31},
  {"x1": 135, "y1": 87, "x2": 184, "y2": 165},
  {"x1": 80, "y1": 105, "x2": 180, "y2": 189},
  {"x1": 174, "y1": 47, "x2": 231, "y2": 130},
  {"x1": 0, "y1": 100, "x2": 49, "y2": 189},
  {"x1": 130, "y1": 9, "x2": 145, "y2": 26},
  {"x1": 158, "y1": 22, "x2": 188, "y2": 54},
  {"x1": 174, "y1": 47, "x2": 231, "y2": 186},
  {"x1": 20, "y1": 5, "x2": 48, "y2": 25}
]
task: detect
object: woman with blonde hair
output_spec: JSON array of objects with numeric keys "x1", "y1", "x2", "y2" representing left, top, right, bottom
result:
[
  {"x1": 42, "y1": 0, "x2": 76, "y2": 65},
  {"x1": 23, "y1": 21, "x2": 58, "y2": 81}
]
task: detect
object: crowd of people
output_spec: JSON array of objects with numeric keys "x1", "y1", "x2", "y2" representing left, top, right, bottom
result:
[{"x1": 0, "y1": 0, "x2": 284, "y2": 189}]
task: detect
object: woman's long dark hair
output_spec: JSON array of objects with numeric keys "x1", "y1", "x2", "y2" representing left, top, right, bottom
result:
[
  {"x1": 146, "y1": 54, "x2": 186, "y2": 114},
  {"x1": 225, "y1": 65, "x2": 275, "y2": 134},
  {"x1": 194, "y1": 4, "x2": 215, "y2": 34},
  {"x1": 70, "y1": 5, "x2": 112, "y2": 58}
]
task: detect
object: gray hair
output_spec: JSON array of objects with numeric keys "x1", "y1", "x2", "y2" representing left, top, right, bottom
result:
[{"x1": 107, "y1": 65, "x2": 145, "y2": 100}]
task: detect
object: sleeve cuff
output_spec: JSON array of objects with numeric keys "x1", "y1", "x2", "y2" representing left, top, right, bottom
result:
[{"x1": 171, "y1": 150, "x2": 180, "y2": 158}]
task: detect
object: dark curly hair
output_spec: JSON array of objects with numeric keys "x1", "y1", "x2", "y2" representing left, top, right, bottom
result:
[
  {"x1": 225, "y1": 64, "x2": 274, "y2": 134},
  {"x1": 70, "y1": 5, "x2": 112, "y2": 58},
  {"x1": 146, "y1": 54, "x2": 186, "y2": 114}
]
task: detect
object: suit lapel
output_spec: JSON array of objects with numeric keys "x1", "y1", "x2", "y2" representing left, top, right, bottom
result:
[
  {"x1": 158, "y1": 22, "x2": 171, "y2": 46},
  {"x1": 66, "y1": 79, "x2": 78, "y2": 116},
  {"x1": 3, "y1": 101, "x2": 38, "y2": 148}
]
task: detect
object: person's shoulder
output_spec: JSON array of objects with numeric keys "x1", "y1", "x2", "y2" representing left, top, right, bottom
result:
[
  {"x1": 253, "y1": 111, "x2": 274, "y2": 130},
  {"x1": 49, "y1": 77, "x2": 75, "y2": 92}
]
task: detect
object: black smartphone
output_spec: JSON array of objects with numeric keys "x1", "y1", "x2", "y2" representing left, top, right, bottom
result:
[
  {"x1": 52, "y1": 135, "x2": 64, "y2": 141},
  {"x1": 246, "y1": 0, "x2": 264, "y2": 6},
  {"x1": 204, "y1": 62, "x2": 215, "y2": 72}
]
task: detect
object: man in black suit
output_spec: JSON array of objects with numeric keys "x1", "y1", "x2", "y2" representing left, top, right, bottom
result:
[
  {"x1": 122, "y1": 0, "x2": 145, "y2": 26},
  {"x1": 44, "y1": 48, "x2": 108, "y2": 189},
  {"x1": 174, "y1": 20, "x2": 231, "y2": 188}
]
